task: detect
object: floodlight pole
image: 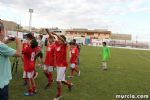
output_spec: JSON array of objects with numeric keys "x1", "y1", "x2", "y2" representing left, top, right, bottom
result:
[{"x1": 29, "y1": 9, "x2": 33, "y2": 32}]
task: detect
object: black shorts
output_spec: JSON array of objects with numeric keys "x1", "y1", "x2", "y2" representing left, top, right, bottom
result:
[{"x1": 0, "y1": 85, "x2": 9, "y2": 100}]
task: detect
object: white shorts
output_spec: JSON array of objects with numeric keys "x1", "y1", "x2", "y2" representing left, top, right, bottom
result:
[
  {"x1": 70, "y1": 63, "x2": 76, "y2": 69},
  {"x1": 43, "y1": 65, "x2": 53, "y2": 72},
  {"x1": 23, "y1": 71, "x2": 35, "y2": 79},
  {"x1": 56, "y1": 67, "x2": 66, "y2": 81}
]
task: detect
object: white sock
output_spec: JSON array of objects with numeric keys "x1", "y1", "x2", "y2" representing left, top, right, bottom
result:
[{"x1": 102, "y1": 62, "x2": 107, "y2": 69}]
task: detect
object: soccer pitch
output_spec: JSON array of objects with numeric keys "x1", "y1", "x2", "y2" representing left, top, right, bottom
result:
[{"x1": 9, "y1": 46, "x2": 150, "y2": 100}]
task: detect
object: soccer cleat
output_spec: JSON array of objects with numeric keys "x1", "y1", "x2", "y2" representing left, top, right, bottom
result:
[
  {"x1": 78, "y1": 70, "x2": 80, "y2": 76},
  {"x1": 53, "y1": 95, "x2": 63, "y2": 100},
  {"x1": 68, "y1": 83, "x2": 74, "y2": 92},
  {"x1": 24, "y1": 92, "x2": 33, "y2": 96}
]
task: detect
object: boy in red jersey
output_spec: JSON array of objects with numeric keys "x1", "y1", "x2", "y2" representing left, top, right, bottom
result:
[
  {"x1": 22, "y1": 37, "x2": 38, "y2": 96},
  {"x1": 22, "y1": 33, "x2": 33, "y2": 86},
  {"x1": 45, "y1": 29, "x2": 73, "y2": 100},
  {"x1": 68, "y1": 42, "x2": 80, "y2": 78},
  {"x1": 43, "y1": 37, "x2": 55, "y2": 89}
]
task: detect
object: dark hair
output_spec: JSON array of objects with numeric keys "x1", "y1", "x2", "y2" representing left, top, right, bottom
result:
[
  {"x1": 39, "y1": 34, "x2": 43, "y2": 39},
  {"x1": 30, "y1": 39, "x2": 38, "y2": 48},
  {"x1": 102, "y1": 42, "x2": 107, "y2": 46},
  {"x1": 60, "y1": 35, "x2": 66, "y2": 42},
  {"x1": 26, "y1": 33, "x2": 34, "y2": 40},
  {"x1": 0, "y1": 21, "x2": 4, "y2": 32},
  {"x1": 69, "y1": 41, "x2": 76, "y2": 45},
  {"x1": 45, "y1": 38, "x2": 48, "y2": 46},
  {"x1": 73, "y1": 39, "x2": 76, "y2": 43}
]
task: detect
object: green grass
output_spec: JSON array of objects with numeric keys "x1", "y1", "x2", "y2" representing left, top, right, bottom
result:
[{"x1": 8, "y1": 45, "x2": 150, "y2": 100}]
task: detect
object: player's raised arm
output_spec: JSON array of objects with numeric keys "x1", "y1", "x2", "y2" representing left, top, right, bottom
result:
[
  {"x1": 45, "y1": 29, "x2": 65, "y2": 43},
  {"x1": 51, "y1": 32, "x2": 65, "y2": 43},
  {"x1": 45, "y1": 29, "x2": 54, "y2": 39}
]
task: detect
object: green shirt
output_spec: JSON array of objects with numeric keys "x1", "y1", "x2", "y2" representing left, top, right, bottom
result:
[
  {"x1": 101, "y1": 46, "x2": 110, "y2": 61},
  {"x1": 0, "y1": 42, "x2": 16, "y2": 88}
]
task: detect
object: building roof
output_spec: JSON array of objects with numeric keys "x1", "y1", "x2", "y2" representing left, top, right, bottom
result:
[
  {"x1": 111, "y1": 33, "x2": 132, "y2": 40},
  {"x1": 66, "y1": 29, "x2": 111, "y2": 34}
]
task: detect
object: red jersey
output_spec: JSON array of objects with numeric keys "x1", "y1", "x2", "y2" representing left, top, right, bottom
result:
[
  {"x1": 55, "y1": 42, "x2": 68, "y2": 67},
  {"x1": 22, "y1": 46, "x2": 38, "y2": 72},
  {"x1": 70, "y1": 47, "x2": 79, "y2": 64},
  {"x1": 36, "y1": 46, "x2": 41, "y2": 52},
  {"x1": 22, "y1": 42, "x2": 29, "y2": 52},
  {"x1": 22, "y1": 42, "x2": 29, "y2": 61},
  {"x1": 44, "y1": 43, "x2": 55, "y2": 66}
]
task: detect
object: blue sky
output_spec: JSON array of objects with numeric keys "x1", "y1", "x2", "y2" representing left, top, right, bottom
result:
[{"x1": 0, "y1": 0, "x2": 150, "y2": 41}]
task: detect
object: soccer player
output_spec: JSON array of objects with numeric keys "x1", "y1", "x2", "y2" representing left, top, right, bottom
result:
[
  {"x1": 22, "y1": 38, "x2": 29, "y2": 86},
  {"x1": 68, "y1": 41, "x2": 80, "y2": 78},
  {"x1": 100, "y1": 42, "x2": 111, "y2": 70},
  {"x1": 45, "y1": 29, "x2": 73, "y2": 100},
  {"x1": 22, "y1": 37, "x2": 38, "y2": 96},
  {"x1": 22, "y1": 33, "x2": 34, "y2": 85},
  {"x1": 43, "y1": 37, "x2": 55, "y2": 89},
  {"x1": 72, "y1": 39, "x2": 81, "y2": 65}
]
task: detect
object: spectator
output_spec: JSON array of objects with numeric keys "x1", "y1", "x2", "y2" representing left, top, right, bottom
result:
[{"x1": 0, "y1": 21, "x2": 21, "y2": 100}]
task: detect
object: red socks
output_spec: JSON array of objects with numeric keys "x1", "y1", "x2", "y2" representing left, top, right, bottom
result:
[
  {"x1": 28, "y1": 88, "x2": 33, "y2": 93},
  {"x1": 57, "y1": 82, "x2": 62, "y2": 97}
]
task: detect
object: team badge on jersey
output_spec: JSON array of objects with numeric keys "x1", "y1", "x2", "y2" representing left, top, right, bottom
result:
[
  {"x1": 56, "y1": 47, "x2": 61, "y2": 51},
  {"x1": 48, "y1": 47, "x2": 51, "y2": 51},
  {"x1": 72, "y1": 50, "x2": 75, "y2": 53}
]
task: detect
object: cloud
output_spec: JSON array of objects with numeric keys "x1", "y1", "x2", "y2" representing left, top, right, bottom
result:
[{"x1": 0, "y1": 0, "x2": 147, "y2": 19}]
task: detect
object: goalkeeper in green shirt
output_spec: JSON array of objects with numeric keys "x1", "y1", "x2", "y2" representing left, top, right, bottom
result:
[{"x1": 100, "y1": 42, "x2": 111, "y2": 70}]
